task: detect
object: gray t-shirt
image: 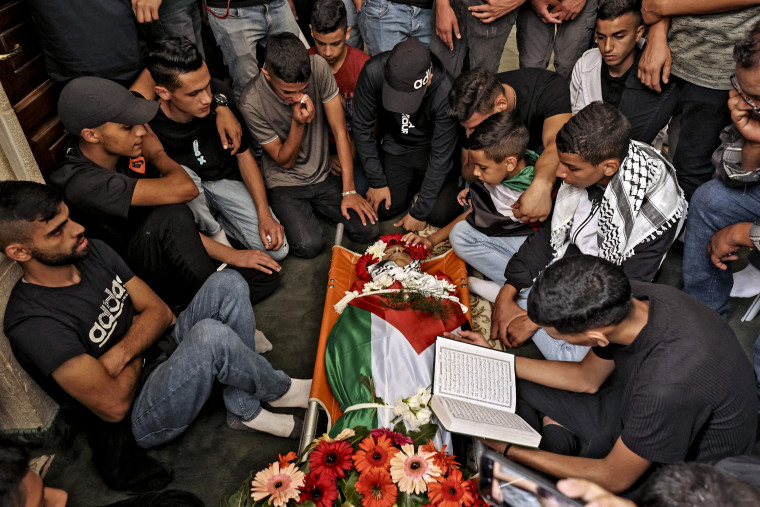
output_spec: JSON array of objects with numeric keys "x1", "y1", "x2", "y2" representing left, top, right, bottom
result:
[
  {"x1": 240, "y1": 55, "x2": 339, "y2": 188},
  {"x1": 669, "y1": 7, "x2": 760, "y2": 90}
]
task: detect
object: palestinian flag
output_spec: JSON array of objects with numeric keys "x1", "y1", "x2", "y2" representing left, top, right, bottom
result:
[{"x1": 324, "y1": 293, "x2": 467, "y2": 447}]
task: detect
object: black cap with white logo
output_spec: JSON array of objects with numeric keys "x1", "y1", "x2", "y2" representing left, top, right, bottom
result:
[
  {"x1": 58, "y1": 76, "x2": 159, "y2": 135},
  {"x1": 382, "y1": 37, "x2": 432, "y2": 115}
]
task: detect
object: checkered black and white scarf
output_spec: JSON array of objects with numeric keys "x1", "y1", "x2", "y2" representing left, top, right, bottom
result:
[{"x1": 550, "y1": 141, "x2": 687, "y2": 265}]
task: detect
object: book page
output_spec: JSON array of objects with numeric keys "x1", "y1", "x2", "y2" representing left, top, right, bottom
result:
[
  {"x1": 434, "y1": 338, "x2": 516, "y2": 411},
  {"x1": 438, "y1": 397, "x2": 534, "y2": 433}
]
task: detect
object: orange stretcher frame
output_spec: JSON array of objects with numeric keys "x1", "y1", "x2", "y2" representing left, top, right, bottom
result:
[{"x1": 298, "y1": 238, "x2": 472, "y2": 452}]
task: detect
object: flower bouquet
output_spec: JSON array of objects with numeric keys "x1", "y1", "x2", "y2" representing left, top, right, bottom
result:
[{"x1": 220, "y1": 423, "x2": 487, "y2": 507}]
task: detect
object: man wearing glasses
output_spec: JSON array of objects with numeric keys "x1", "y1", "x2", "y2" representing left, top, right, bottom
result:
[{"x1": 682, "y1": 22, "x2": 760, "y2": 336}]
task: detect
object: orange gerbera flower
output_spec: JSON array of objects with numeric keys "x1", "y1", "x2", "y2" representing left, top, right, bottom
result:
[
  {"x1": 427, "y1": 469, "x2": 473, "y2": 507},
  {"x1": 355, "y1": 469, "x2": 398, "y2": 507},
  {"x1": 420, "y1": 440, "x2": 460, "y2": 475},
  {"x1": 353, "y1": 435, "x2": 398, "y2": 473}
]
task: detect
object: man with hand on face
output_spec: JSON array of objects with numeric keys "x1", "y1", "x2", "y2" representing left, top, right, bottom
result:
[
  {"x1": 570, "y1": 0, "x2": 678, "y2": 144},
  {"x1": 240, "y1": 32, "x2": 378, "y2": 258},
  {"x1": 448, "y1": 67, "x2": 572, "y2": 224},
  {"x1": 142, "y1": 36, "x2": 289, "y2": 270},
  {"x1": 352, "y1": 37, "x2": 461, "y2": 232},
  {"x1": 491, "y1": 102, "x2": 685, "y2": 362},
  {"x1": 446, "y1": 255, "x2": 756, "y2": 496}
]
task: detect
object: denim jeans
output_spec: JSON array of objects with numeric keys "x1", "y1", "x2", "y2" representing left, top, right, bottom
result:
[
  {"x1": 360, "y1": 0, "x2": 432, "y2": 56},
  {"x1": 754, "y1": 335, "x2": 760, "y2": 413},
  {"x1": 342, "y1": 0, "x2": 364, "y2": 48},
  {"x1": 267, "y1": 175, "x2": 380, "y2": 258},
  {"x1": 131, "y1": 270, "x2": 291, "y2": 448},
  {"x1": 682, "y1": 179, "x2": 760, "y2": 315},
  {"x1": 515, "y1": 0, "x2": 597, "y2": 79},
  {"x1": 182, "y1": 167, "x2": 289, "y2": 261},
  {"x1": 516, "y1": 287, "x2": 590, "y2": 362},
  {"x1": 449, "y1": 221, "x2": 528, "y2": 285},
  {"x1": 159, "y1": 3, "x2": 205, "y2": 58},
  {"x1": 207, "y1": 0, "x2": 303, "y2": 98},
  {"x1": 431, "y1": 0, "x2": 519, "y2": 77}
]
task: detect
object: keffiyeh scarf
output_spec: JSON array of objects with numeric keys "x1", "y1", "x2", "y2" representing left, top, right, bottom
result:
[{"x1": 550, "y1": 141, "x2": 687, "y2": 265}]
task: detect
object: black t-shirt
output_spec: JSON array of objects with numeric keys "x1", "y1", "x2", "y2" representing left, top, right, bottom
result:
[
  {"x1": 4, "y1": 240, "x2": 136, "y2": 378},
  {"x1": 149, "y1": 80, "x2": 252, "y2": 182},
  {"x1": 593, "y1": 282, "x2": 756, "y2": 464},
  {"x1": 48, "y1": 141, "x2": 156, "y2": 255},
  {"x1": 498, "y1": 69, "x2": 571, "y2": 150},
  {"x1": 601, "y1": 63, "x2": 634, "y2": 108}
]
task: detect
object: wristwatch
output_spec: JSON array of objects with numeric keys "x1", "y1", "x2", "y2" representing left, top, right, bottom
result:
[
  {"x1": 213, "y1": 93, "x2": 228, "y2": 107},
  {"x1": 750, "y1": 221, "x2": 760, "y2": 250}
]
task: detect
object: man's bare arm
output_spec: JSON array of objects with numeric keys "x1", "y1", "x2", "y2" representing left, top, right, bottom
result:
[
  {"x1": 98, "y1": 276, "x2": 175, "y2": 378},
  {"x1": 236, "y1": 150, "x2": 285, "y2": 250},
  {"x1": 52, "y1": 354, "x2": 143, "y2": 422},
  {"x1": 260, "y1": 96, "x2": 314, "y2": 169},
  {"x1": 200, "y1": 234, "x2": 281, "y2": 274},
  {"x1": 515, "y1": 351, "x2": 615, "y2": 393},
  {"x1": 132, "y1": 126, "x2": 199, "y2": 205},
  {"x1": 643, "y1": 0, "x2": 760, "y2": 19}
]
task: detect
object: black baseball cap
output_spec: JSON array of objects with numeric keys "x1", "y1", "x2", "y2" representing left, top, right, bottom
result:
[
  {"x1": 382, "y1": 38, "x2": 433, "y2": 115},
  {"x1": 58, "y1": 77, "x2": 159, "y2": 135}
]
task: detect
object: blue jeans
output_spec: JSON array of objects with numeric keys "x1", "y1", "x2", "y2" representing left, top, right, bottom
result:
[
  {"x1": 449, "y1": 221, "x2": 528, "y2": 285},
  {"x1": 360, "y1": 0, "x2": 432, "y2": 56},
  {"x1": 182, "y1": 167, "x2": 289, "y2": 261},
  {"x1": 342, "y1": 0, "x2": 364, "y2": 48},
  {"x1": 131, "y1": 270, "x2": 291, "y2": 448},
  {"x1": 158, "y1": 3, "x2": 205, "y2": 58},
  {"x1": 207, "y1": 0, "x2": 303, "y2": 98},
  {"x1": 683, "y1": 179, "x2": 760, "y2": 315},
  {"x1": 517, "y1": 287, "x2": 590, "y2": 362},
  {"x1": 754, "y1": 335, "x2": 760, "y2": 413}
]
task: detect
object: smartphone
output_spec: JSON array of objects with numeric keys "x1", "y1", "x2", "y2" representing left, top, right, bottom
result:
[{"x1": 479, "y1": 450, "x2": 583, "y2": 507}]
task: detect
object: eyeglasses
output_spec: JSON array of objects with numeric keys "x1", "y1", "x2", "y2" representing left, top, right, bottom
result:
[{"x1": 731, "y1": 74, "x2": 760, "y2": 116}]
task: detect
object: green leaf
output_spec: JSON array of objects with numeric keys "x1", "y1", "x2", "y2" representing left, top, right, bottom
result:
[
  {"x1": 393, "y1": 421, "x2": 406, "y2": 434},
  {"x1": 300, "y1": 502, "x2": 317, "y2": 507},
  {"x1": 410, "y1": 423, "x2": 439, "y2": 446},
  {"x1": 396, "y1": 491, "x2": 427, "y2": 507},
  {"x1": 339, "y1": 473, "x2": 362, "y2": 506},
  {"x1": 217, "y1": 471, "x2": 255, "y2": 507}
]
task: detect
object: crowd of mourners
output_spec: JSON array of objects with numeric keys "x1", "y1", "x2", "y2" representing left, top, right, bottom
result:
[{"x1": 2, "y1": 0, "x2": 760, "y2": 505}]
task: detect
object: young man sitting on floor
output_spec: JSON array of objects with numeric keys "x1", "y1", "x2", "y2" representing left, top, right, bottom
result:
[
  {"x1": 447, "y1": 255, "x2": 756, "y2": 495},
  {"x1": 447, "y1": 67, "x2": 572, "y2": 224},
  {"x1": 490, "y1": 102, "x2": 686, "y2": 362},
  {"x1": 239, "y1": 32, "x2": 378, "y2": 258},
  {"x1": 48, "y1": 77, "x2": 281, "y2": 312},
  {"x1": 402, "y1": 112, "x2": 541, "y2": 298},
  {"x1": 142, "y1": 36, "x2": 289, "y2": 263},
  {"x1": 1, "y1": 181, "x2": 312, "y2": 452},
  {"x1": 569, "y1": 0, "x2": 678, "y2": 144}
]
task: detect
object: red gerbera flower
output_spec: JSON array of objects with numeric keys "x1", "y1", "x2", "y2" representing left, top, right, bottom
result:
[
  {"x1": 406, "y1": 242, "x2": 430, "y2": 261},
  {"x1": 299, "y1": 472, "x2": 339, "y2": 507},
  {"x1": 355, "y1": 469, "x2": 397, "y2": 507},
  {"x1": 309, "y1": 440, "x2": 354, "y2": 480},
  {"x1": 356, "y1": 252, "x2": 380, "y2": 281},
  {"x1": 353, "y1": 435, "x2": 398, "y2": 473},
  {"x1": 380, "y1": 232, "x2": 405, "y2": 246},
  {"x1": 427, "y1": 469, "x2": 474, "y2": 507},
  {"x1": 370, "y1": 428, "x2": 414, "y2": 446}
]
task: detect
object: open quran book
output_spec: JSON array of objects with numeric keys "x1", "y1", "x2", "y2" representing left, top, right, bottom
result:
[{"x1": 431, "y1": 337, "x2": 541, "y2": 448}]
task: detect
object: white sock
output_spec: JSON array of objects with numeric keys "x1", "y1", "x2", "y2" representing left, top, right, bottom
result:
[
  {"x1": 211, "y1": 228, "x2": 233, "y2": 247},
  {"x1": 254, "y1": 329, "x2": 273, "y2": 354},
  {"x1": 269, "y1": 379, "x2": 312, "y2": 408},
  {"x1": 731, "y1": 264, "x2": 760, "y2": 298},
  {"x1": 468, "y1": 277, "x2": 501, "y2": 303},
  {"x1": 242, "y1": 409, "x2": 296, "y2": 437}
]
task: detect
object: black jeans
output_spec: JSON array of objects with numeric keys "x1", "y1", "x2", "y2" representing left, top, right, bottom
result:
[
  {"x1": 267, "y1": 175, "x2": 380, "y2": 258},
  {"x1": 356, "y1": 148, "x2": 462, "y2": 227},
  {"x1": 126, "y1": 204, "x2": 279, "y2": 310},
  {"x1": 671, "y1": 78, "x2": 732, "y2": 201}
]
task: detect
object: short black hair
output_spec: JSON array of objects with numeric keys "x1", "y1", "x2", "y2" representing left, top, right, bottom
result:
[
  {"x1": 734, "y1": 20, "x2": 760, "y2": 69},
  {"x1": 0, "y1": 438, "x2": 30, "y2": 507},
  {"x1": 468, "y1": 111, "x2": 529, "y2": 163},
  {"x1": 311, "y1": 0, "x2": 348, "y2": 34},
  {"x1": 448, "y1": 68, "x2": 504, "y2": 123},
  {"x1": 0, "y1": 181, "x2": 63, "y2": 250},
  {"x1": 597, "y1": 0, "x2": 642, "y2": 25},
  {"x1": 555, "y1": 101, "x2": 631, "y2": 165},
  {"x1": 527, "y1": 255, "x2": 634, "y2": 334},
  {"x1": 145, "y1": 35, "x2": 205, "y2": 91},
  {"x1": 636, "y1": 462, "x2": 760, "y2": 506},
  {"x1": 265, "y1": 32, "x2": 312, "y2": 83}
]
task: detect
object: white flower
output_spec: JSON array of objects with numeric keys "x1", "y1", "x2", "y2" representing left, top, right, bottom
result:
[
  {"x1": 417, "y1": 387, "x2": 432, "y2": 406},
  {"x1": 414, "y1": 407, "x2": 433, "y2": 427},
  {"x1": 365, "y1": 241, "x2": 387, "y2": 260},
  {"x1": 394, "y1": 396, "x2": 414, "y2": 422}
]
